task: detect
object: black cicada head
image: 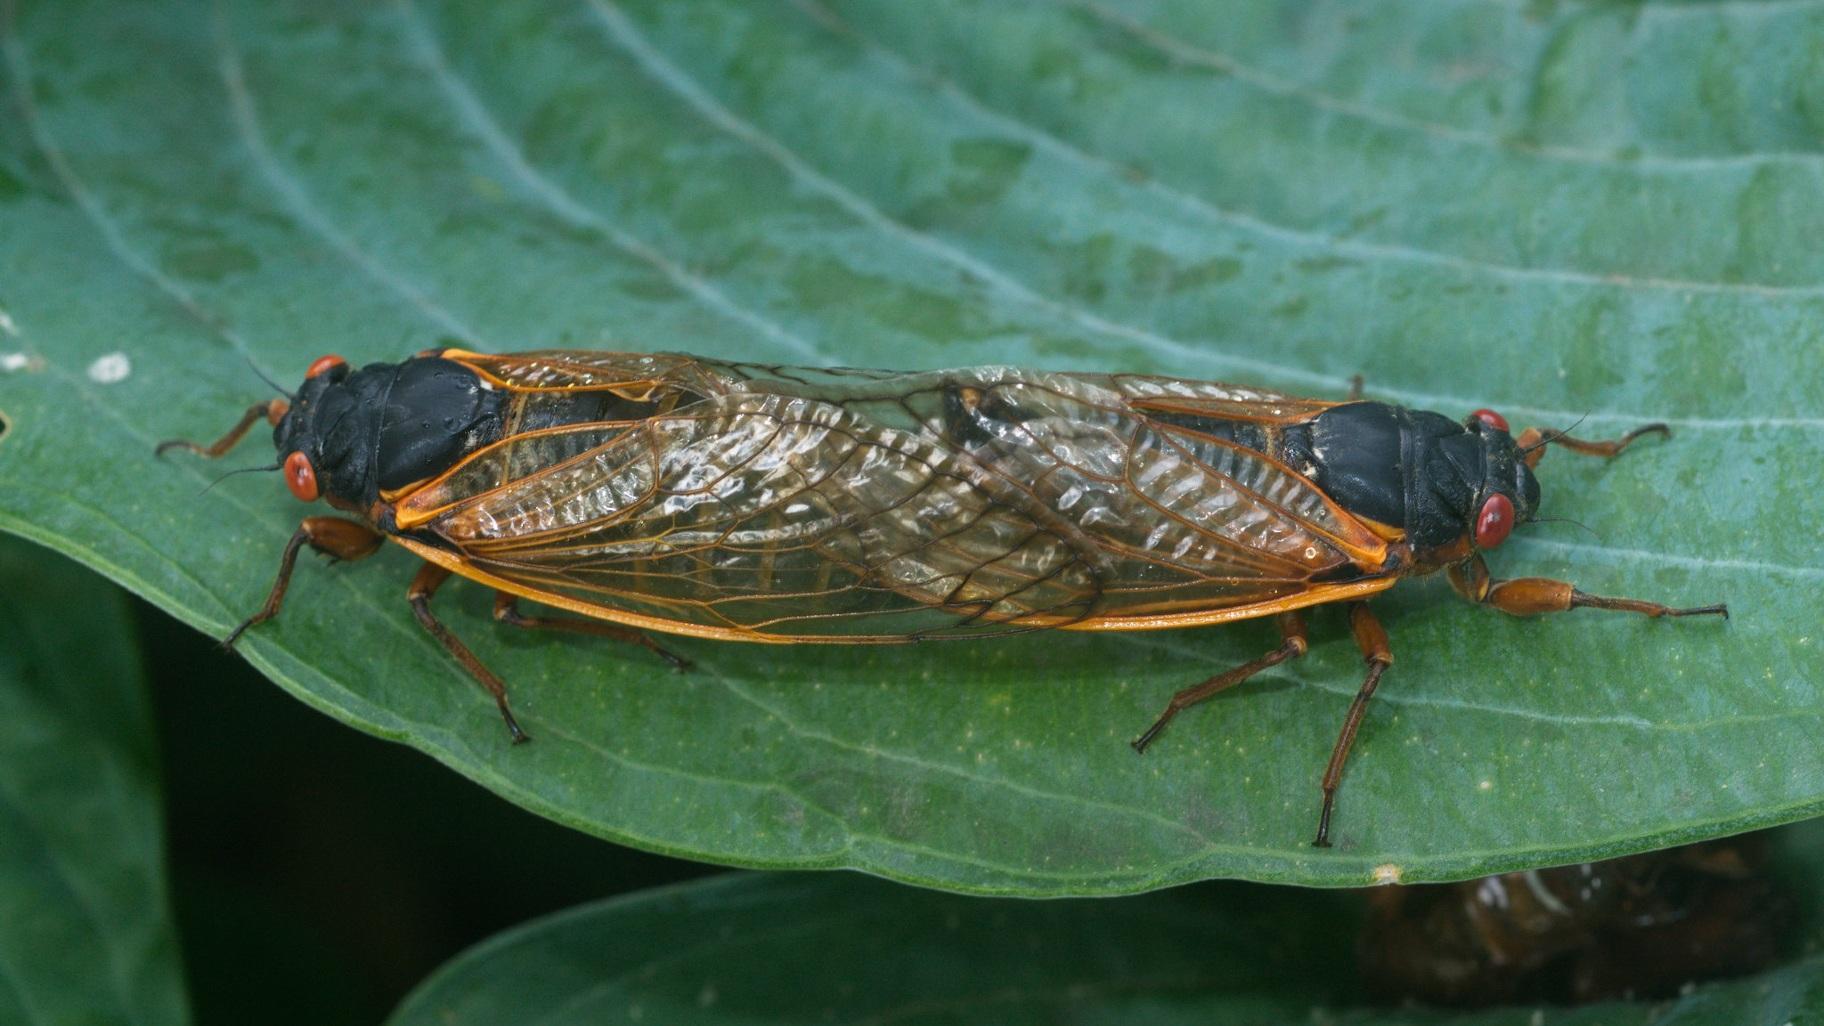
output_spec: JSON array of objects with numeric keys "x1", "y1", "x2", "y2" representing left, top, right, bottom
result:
[
  {"x1": 1452, "y1": 407, "x2": 1542, "y2": 554},
  {"x1": 270, "y1": 353, "x2": 504, "y2": 512}
]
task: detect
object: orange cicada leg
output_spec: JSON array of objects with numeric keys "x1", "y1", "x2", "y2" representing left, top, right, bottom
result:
[
  {"x1": 1448, "y1": 555, "x2": 1728, "y2": 619},
  {"x1": 155, "y1": 398, "x2": 289, "y2": 458},
  {"x1": 226, "y1": 516, "x2": 384, "y2": 648},
  {"x1": 407, "y1": 565, "x2": 529, "y2": 744},
  {"x1": 1515, "y1": 423, "x2": 1669, "y2": 468},
  {"x1": 1313, "y1": 603, "x2": 1395, "y2": 848},
  {"x1": 492, "y1": 593, "x2": 692, "y2": 671},
  {"x1": 1132, "y1": 610, "x2": 1309, "y2": 754}
]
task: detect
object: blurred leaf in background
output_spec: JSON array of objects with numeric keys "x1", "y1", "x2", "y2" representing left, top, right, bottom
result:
[
  {"x1": 389, "y1": 855, "x2": 1824, "y2": 1026},
  {"x1": 0, "y1": 536, "x2": 190, "y2": 1026}
]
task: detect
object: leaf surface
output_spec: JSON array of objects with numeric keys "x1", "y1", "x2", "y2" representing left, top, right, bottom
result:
[{"x1": 0, "y1": 0, "x2": 1818, "y2": 891}]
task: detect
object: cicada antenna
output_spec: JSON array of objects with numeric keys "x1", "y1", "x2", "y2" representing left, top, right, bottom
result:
[
  {"x1": 200, "y1": 462, "x2": 280, "y2": 496},
  {"x1": 1530, "y1": 515, "x2": 1602, "y2": 543},
  {"x1": 247, "y1": 356, "x2": 295, "y2": 400}
]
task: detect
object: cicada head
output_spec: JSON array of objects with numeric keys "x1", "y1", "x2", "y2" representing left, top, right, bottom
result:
[
  {"x1": 271, "y1": 353, "x2": 504, "y2": 512},
  {"x1": 1455, "y1": 408, "x2": 1542, "y2": 554},
  {"x1": 1392, "y1": 406, "x2": 1543, "y2": 560}
]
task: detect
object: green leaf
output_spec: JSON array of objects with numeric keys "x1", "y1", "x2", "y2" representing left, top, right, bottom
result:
[
  {"x1": 389, "y1": 842, "x2": 1824, "y2": 1026},
  {"x1": 1, "y1": 0, "x2": 1818, "y2": 892},
  {"x1": 0, "y1": 536, "x2": 191, "y2": 1024}
]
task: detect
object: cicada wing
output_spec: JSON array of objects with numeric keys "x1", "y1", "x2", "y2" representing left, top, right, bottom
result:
[
  {"x1": 394, "y1": 360, "x2": 1393, "y2": 641},
  {"x1": 437, "y1": 349, "x2": 739, "y2": 399},
  {"x1": 1104, "y1": 374, "x2": 1341, "y2": 425},
  {"x1": 924, "y1": 369, "x2": 1390, "y2": 627},
  {"x1": 397, "y1": 390, "x2": 1105, "y2": 642}
]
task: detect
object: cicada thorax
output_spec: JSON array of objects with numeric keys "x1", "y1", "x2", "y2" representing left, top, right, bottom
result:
[{"x1": 1267, "y1": 401, "x2": 1542, "y2": 563}]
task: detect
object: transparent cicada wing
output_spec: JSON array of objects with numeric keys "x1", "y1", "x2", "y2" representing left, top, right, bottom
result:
[
  {"x1": 1106, "y1": 374, "x2": 1341, "y2": 424},
  {"x1": 922, "y1": 370, "x2": 1389, "y2": 627},
  {"x1": 440, "y1": 349, "x2": 740, "y2": 398},
  {"x1": 397, "y1": 390, "x2": 1103, "y2": 641},
  {"x1": 394, "y1": 359, "x2": 1393, "y2": 640}
]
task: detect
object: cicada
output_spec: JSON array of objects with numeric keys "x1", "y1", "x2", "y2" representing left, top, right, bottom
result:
[{"x1": 160, "y1": 350, "x2": 1725, "y2": 846}]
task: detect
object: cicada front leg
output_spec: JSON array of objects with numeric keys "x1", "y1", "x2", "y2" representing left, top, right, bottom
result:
[
  {"x1": 228, "y1": 516, "x2": 385, "y2": 647},
  {"x1": 155, "y1": 398, "x2": 288, "y2": 459},
  {"x1": 1449, "y1": 555, "x2": 1728, "y2": 620},
  {"x1": 1514, "y1": 422, "x2": 1668, "y2": 468}
]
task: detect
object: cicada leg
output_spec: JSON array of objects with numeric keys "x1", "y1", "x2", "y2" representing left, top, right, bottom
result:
[
  {"x1": 1449, "y1": 555, "x2": 1728, "y2": 620},
  {"x1": 226, "y1": 516, "x2": 384, "y2": 648},
  {"x1": 156, "y1": 398, "x2": 288, "y2": 458},
  {"x1": 1514, "y1": 423, "x2": 1668, "y2": 468},
  {"x1": 1314, "y1": 603, "x2": 1395, "y2": 848},
  {"x1": 492, "y1": 593, "x2": 692, "y2": 671},
  {"x1": 408, "y1": 565, "x2": 529, "y2": 744},
  {"x1": 1132, "y1": 611, "x2": 1308, "y2": 753}
]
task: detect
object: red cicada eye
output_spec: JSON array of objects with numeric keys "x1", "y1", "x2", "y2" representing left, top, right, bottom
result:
[
  {"x1": 1470, "y1": 408, "x2": 1509, "y2": 433},
  {"x1": 305, "y1": 354, "x2": 347, "y2": 379},
  {"x1": 283, "y1": 451, "x2": 320, "y2": 502},
  {"x1": 1474, "y1": 493, "x2": 1514, "y2": 549}
]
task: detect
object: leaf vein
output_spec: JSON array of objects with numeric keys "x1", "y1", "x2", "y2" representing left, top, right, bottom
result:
[{"x1": 392, "y1": 0, "x2": 826, "y2": 362}]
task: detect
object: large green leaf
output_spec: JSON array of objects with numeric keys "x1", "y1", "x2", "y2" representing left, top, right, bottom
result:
[
  {"x1": 389, "y1": 829, "x2": 1824, "y2": 1026},
  {"x1": 0, "y1": 0, "x2": 1817, "y2": 892},
  {"x1": 0, "y1": 537, "x2": 191, "y2": 1024}
]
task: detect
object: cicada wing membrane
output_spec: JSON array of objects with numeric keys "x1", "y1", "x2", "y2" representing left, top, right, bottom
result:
[
  {"x1": 393, "y1": 366, "x2": 1396, "y2": 642},
  {"x1": 397, "y1": 390, "x2": 1108, "y2": 642}
]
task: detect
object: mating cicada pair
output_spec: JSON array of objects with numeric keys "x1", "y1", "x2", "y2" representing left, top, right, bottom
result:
[{"x1": 162, "y1": 350, "x2": 1724, "y2": 846}]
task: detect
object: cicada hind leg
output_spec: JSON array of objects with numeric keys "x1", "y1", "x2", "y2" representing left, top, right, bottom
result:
[{"x1": 1131, "y1": 611, "x2": 1309, "y2": 754}]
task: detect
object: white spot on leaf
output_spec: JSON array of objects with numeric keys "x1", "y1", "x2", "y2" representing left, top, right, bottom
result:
[
  {"x1": 1370, "y1": 863, "x2": 1402, "y2": 885},
  {"x1": 87, "y1": 351, "x2": 132, "y2": 384}
]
